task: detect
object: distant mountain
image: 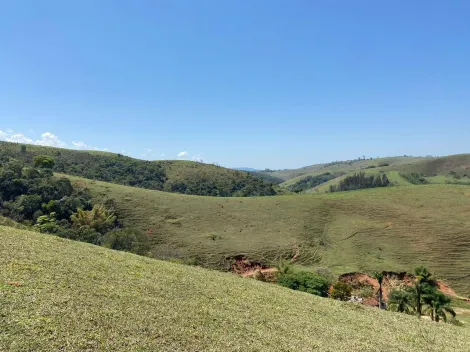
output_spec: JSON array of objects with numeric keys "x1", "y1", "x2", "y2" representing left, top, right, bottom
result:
[{"x1": 232, "y1": 167, "x2": 259, "y2": 172}]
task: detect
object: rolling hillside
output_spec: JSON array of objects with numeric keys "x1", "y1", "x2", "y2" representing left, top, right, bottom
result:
[
  {"x1": 65, "y1": 175, "x2": 470, "y2": 294},
  {"x1": 261, "y1": 156, "x2": 428, "y2": 182},
  {"x1": 278, "y1": 154, "x2": 470, "y2": 193},
  {"x1": 2, "y1": 226, "x2": 470, "y2": 351},
  {"x1": 0, "y1": 141, "x2": 276, "y2": 196}
]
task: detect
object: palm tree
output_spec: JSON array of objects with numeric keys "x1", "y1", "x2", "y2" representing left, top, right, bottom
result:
[
  {"x1": 388, "y1": 288, "x2": 415, "y2": 315},
  {"x1": 373, "y1": 272, "x2": 385, "y2": 309},
  {"x1": 423, "y1": 289, "x2": 456, "y2": 323},
  {"x1": 413, "y1": 266, "x2": 435, "y2": 317}
]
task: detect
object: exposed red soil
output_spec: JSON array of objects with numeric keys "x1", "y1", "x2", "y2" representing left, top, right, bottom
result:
[
  {"x1": 231, "y1": 257, "x2": 462, "y2": 305},
  {"x1": 339, "y1": 272, "x2": 459, "y2": 306}
]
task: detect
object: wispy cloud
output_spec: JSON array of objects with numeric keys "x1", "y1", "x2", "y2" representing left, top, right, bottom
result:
[
  {"x1": 177, "y1": 151, "x2": 188, "y2": 158},
  {"x1": 192, "y1": 154, "x2": 204, "y2": 163},
  {"x1": 36, "y1": 132, "x2": 66, "y2": 147},
  {"x1": 6, "y1": 133, "x2": 34, "y2": 144},
  {"x1": 1, "y1": 128, "x2": 105, "y2": 151}
]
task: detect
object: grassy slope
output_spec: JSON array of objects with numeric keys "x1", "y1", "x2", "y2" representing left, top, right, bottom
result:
[
  {"x1": 67, "y1": 175, "x2": 470, "y2": 293},
  {"x1": 283, "y1": 155, "x2": 470, "y2": 193},
  {"x1": 271, "y1": 156, "x2": 427, "y2": 183},
  {"x1": 2, "y1": 226, "x2": 470, "y2": 352}
]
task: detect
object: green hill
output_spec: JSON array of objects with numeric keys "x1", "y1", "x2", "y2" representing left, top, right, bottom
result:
[
  {"x1": 261, "y1": 156, "x2": 427, "y2": 182},
  {"x1": 278, "y1": 155, "x2": 470, "y2": 193},
  {"x1": 66, "y1": 175, "x2": 470, "y2": 294},
  {"x1": 0, "y1": 141, "x2": 276, "y2": 197},
  {"x1": 2, "y1": 226, "x2": 469, "y2": 351}
]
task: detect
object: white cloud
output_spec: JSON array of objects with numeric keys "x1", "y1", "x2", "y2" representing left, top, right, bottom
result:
[
  {"x1": 147, "y1": 148, "x2": 152, "y2": 152},
  {"x1": 7, "y1": 133, "x2": 34, "y2": 144},
  {"x1": 72, "y1": 141, "x2": 106, "y2": 152},
  {"x1": 6, "y1": 129, "x2": 13, "y2": 134},
  {"x1": 35, "y1": 132, "x2": 66, "y2": 147},
  {"x1": 0, "y1": 130, "x2": 8, "y2": 141},
  {"x1": 72, "y1": 141, "x2": 90, "y2": 149},
  {"x1": 192, "y1": 154, "x2": 204, "y2": 163},
  {"x1": 177, "y1": 151, "x2": 188, "y2": 158}
]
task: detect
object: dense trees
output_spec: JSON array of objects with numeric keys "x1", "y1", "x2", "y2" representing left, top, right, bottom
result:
[
  {"x1": 287, "y1": 172, "x2": 336, "y2": 193},
  {"x1": 387, "y1": 266, "x2": 456, "y2": 323},
  {"x1": 276, "y1": 266, "x2": 331, "y2": 297},
  {"x1": 387, "y1": 287, "x2": 415, "y2": 314},
  {"x1": 329, "y1": 172, "x2": 390, "y2": 192},
  {"x1": 34, "y1": 155, "x2": 55, "y2": 169},
  {"x1": 0, "y1": 142, "x2": 276, "y2": 197},
  {"x1": 0, "y1": 156, "x2": 151, "y2": 254}
]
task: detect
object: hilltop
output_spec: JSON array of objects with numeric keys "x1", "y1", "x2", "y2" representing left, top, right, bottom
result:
[
  {"x1": 0, "y1": 141, "x2": 276, "y2": 197},
  {"x1": 2, "y1": 226, "x2": 469, "y2": 351},
  {"x1": 65, "y1": 175, "x2": 470, "y2": 294}
]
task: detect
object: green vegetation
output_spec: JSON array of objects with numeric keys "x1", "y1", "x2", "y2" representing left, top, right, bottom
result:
[
  {"x1": 388, "y1": 287, "x2": 415, "y2": 314},
  {"x1": 68, "y1": 175, "x2": 470, "y2": 293},
  {"x1": 330, "y1": 281, "x2": 353, "y2": 301},
  {"x1": 329, "y1": 172, "x2": 390, "y2": 192},
  {"x1": 276, "y1": 269, "x2": 330, "y2": 296},
  {"x1": 400, "y1": 172, "x2": 429, "y2": 185},
  {"x1": 0, "y1": 142, "x2": 276, "y2": 196},
  {"x1": 0, "y1": 157, "x2": 150, "y2": 254},
  {"x1": 287, "y1": 172, "x2": 336, "y2": 192},
  {"x1": 387, "y1": 266, "x2": 457, "y2": 323},
  {"x1": 3, "y1": 227, "x2": 469, "y2": 351}
]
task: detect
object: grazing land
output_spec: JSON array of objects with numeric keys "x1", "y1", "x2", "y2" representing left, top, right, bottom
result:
[
  {"x1": 67, "y1": 175, "x2": 470, "y2": 294},
  {"x1": 2, "y1": 226, "x2": 470, "y2": 352}
]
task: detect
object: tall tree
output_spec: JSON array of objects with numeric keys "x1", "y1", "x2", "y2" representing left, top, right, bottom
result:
[
  {"x1": 387, "y1": 288, "x2": 415, "y2": 314},
  {"x1": 373, "y1": 272, "x2": 385, "y2": 309},
  {"x1": 413, "y1": 266, "x2": 435, "y2": 317},
  {"x1": 423, "y1": 288, "x2": 456, "y2": 322}
]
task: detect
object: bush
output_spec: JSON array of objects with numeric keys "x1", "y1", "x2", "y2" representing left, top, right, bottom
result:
[
  {"x1": 358, "y1": 286, "x2": 375, "y2": 298},
  {"x1": 330, "y1": 281, "x2": 353, "y2": 301},
  {"x1": 287, "y1": 173, "x2": 336, "y2": 193},
  {"x1": 103, "y1": 228, "x2": 150, "y2": 255},
  {"x1": 400, "y1": 173, "x2": 429, "y2": 185},
  {"x1": 277, "y1": 270, "x2": 330, "y2": 297}
]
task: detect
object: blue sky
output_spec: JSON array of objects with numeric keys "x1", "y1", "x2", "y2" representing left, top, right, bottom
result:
[{"x1": 1, "y1": 1, "x2": 469, "y2": 169}]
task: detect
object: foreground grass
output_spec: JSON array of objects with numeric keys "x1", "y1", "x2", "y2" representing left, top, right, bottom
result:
[{"x1": 1, "y1": 226, "x2": 470, "y2": 351}]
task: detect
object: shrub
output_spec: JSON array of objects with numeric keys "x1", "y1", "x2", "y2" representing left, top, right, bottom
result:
[
  {"x1": 330, "y1": 281, "x2": 353, "y2": 301},
  {"x1": 358, "y1": 286, "x2": 375, "y2": 298},
  {"x1": 253, "y1": 269, "x2": 266, "y2": 282},
  {"x1": 103, "y1": 228, "x2": 150, "y2": 255},
  {"x1": 277, "y1": 270, "x2": 330, "y2": 297},
  {"x1": 400, "y1": 173, "x2": 429, "y2": 185}
]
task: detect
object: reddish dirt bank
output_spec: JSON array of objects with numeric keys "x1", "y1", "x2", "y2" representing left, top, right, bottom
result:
[
  {"x1": 230, "y1": 256, "x2": 278, "y2": 281},
  {"x1": 339, "y1": 272, "x2": 458, "y2": 306},
  {"x1": 231, "y1": 258, "x2": 461, "y2": 304}
]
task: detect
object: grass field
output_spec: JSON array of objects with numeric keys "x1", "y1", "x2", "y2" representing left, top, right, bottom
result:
[
  {"x1": 63, "y1": 175, "x2": 470, "y2": 294},
  {"x1": 278, "y1": 155, "x2": 470, "y2": 193},
  {"x1": 269, "y1": 156, "x2": 428, "y2": 183},
  {"x1": 2, "y1": 226, "x2": 470, "y2": 351}
]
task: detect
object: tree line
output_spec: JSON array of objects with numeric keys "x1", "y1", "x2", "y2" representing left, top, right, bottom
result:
[
  {"x1": 329, "y1": 172, "x2": 390, "y2": 192},
  {"x1": 0, "y1": 142, "x2": 276, "y2": 197},
  {"x1": 287, "y1": 172, "x2": 336, "y2": 193}
]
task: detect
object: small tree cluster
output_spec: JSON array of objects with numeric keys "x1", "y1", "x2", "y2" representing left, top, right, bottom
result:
[{"x1": 329, "y1": 172, "x2": 390, "y2": 192}]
